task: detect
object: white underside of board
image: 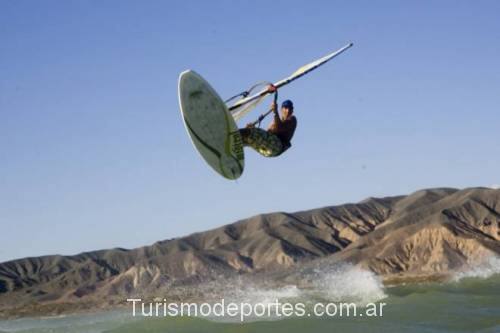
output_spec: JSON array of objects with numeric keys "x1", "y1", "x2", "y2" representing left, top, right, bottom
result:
[{"x1": 178, "y1": 70, "x2": 244, "y2": 180}]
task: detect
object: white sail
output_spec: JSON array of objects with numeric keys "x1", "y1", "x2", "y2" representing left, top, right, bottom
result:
[{"x1": 228, "y1": 42, "x2": 353, "y2": 122}]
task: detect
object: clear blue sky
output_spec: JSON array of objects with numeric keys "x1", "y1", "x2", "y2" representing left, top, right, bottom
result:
[{"x1": 1, "y1": 0, "x2": 499, "y2": 263}]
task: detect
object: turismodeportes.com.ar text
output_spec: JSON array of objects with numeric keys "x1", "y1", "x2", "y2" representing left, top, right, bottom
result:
[{"x1": 127, "y1": 298, "x2": 387, "y2": 322}]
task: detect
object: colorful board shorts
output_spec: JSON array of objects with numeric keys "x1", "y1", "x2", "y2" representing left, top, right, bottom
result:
[{"x1": 239, "y1": 128, "x2": 284, "y2": 157}]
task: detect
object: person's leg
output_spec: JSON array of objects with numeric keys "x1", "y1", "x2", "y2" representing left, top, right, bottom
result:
[{"x1": 239, "y1": 128, "x2": 283, "y2": 157}]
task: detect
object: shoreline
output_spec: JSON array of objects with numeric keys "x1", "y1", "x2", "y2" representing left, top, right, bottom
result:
[{"x1": 0, "y1": 272, "x2": 465, "y2": 321}]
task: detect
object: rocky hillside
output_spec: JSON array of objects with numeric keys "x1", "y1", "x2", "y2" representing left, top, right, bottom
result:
[{"x1": 1, "y1": 187, "x2": 499, "y2": 317}]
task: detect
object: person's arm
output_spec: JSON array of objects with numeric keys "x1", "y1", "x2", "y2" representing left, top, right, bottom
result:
[
  {"x1": 271, "y1": 100, "x2": 282, "y2": 125},
  {"x1": 265, "y1": 84, "x2": 282, "y2": 125},
  {"x1": 265, "y1": 84, "x2": 282, "y2": 130}
]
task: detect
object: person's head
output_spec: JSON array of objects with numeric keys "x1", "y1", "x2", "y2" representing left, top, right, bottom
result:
[{"x1": 281, "y1": 100, "x2": 294, "y2": 118}]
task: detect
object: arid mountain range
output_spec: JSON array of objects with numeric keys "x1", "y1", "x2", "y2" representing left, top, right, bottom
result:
[{"x1": 1, "y1": 187, "x2": 499, "y2": 317}]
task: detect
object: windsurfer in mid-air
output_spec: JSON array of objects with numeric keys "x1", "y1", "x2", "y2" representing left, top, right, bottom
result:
[
  {"x1": 179, "y1": 42, "x2": 352, "y2": 179},
  {"x1": 239, "y1": 85, "x2": 297, "y2": 157}
]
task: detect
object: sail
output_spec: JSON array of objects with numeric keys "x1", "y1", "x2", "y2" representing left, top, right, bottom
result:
[
  {"x1": 227, "y1": 82, "x2": 271, "y2": 122},
  {"x1": 227, "y1": 42, "x2": 353, "y2": 122}
]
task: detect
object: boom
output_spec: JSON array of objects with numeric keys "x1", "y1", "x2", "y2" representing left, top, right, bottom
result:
[{"x1": 228, "y1": 42, "x2": 353, "y2": 119}]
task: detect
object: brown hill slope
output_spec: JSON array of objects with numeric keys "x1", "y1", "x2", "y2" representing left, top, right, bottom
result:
[{"x1": 1, "y1": 187, "x2": 499, "y2": 316}]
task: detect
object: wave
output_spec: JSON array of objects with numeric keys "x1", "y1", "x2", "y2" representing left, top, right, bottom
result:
[
  {"x1": 452, "y1": 255, "x2": 500, "y2": 282},
  {"x1": 192, "y1": 263, "x2": 387, "y2": 322},
  {"x1": 218, "y1": 263, "x2": 386, "y2": 306},
  {"x1": 304, "y1": 263, "x2": 387, "y2": 304}
]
